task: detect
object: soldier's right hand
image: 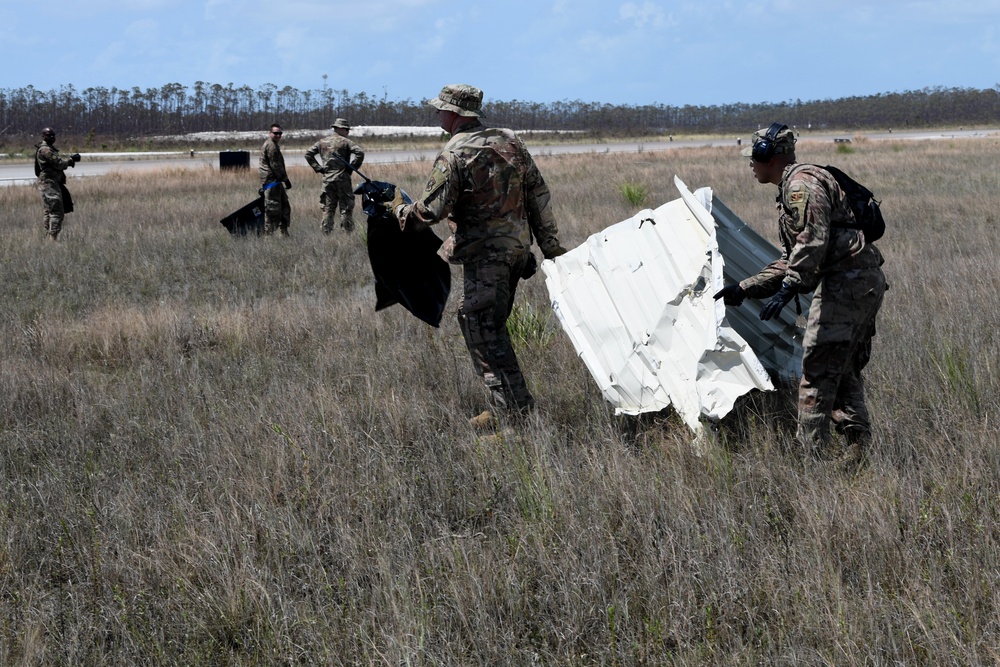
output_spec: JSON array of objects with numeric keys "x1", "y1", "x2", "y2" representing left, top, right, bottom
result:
[
  {"x1": 713, "y1": 283, "x2": 746, "y2": 307},
  {"x1": 70, "y1": 153, "x2": 82, "y2": 163},
  {"x1": 381, "y1": 185, "x2": 405, "y2": 217}
]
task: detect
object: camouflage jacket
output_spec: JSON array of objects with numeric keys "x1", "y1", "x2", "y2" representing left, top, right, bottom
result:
[
  {"x1": 258, "y1": 138, "x2": 288, "y2": 185},
  {"x1": 397, "y1": 120, "x2": 562, "y2": 264},
  {"x1": 35, "y1": 143, "x2": 74, "y2": 185},
  {"x1": 740, "y1": 163, "x2": 884, "y2": 297},
  {"x1": 304, "y1": 135, "x2": 364, "y2": 184}
]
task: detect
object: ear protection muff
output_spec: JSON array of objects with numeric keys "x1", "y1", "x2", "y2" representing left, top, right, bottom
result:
[{"x1": 751, "y1": 122, "x2": 788, "y2": 162}]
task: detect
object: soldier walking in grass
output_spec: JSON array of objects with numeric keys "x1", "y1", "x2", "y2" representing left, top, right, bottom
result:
[
  {"x1": 388, "y1": 84, "x2": 567, "y2": 425},
  {"x1": 304, "y1": 118, "x2": 365, "y2": 234},
  {"x1": 35, "y1": 127, "x2": 80, "y2": 242},
  {"x1": 715, "y1": 123, "x2": 887, "y2": 469},
  {"x1": 259, "y1": 123, "x2": 292, "y2": 236}
]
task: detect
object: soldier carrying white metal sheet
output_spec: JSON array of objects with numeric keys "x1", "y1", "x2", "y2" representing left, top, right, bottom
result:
[{"x1": 715, "y1": 123, "x2": 887, "y2": 470}]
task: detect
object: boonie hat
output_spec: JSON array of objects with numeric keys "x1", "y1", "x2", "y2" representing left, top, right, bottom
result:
[
  {"x1": 740, "y1": 124, "x2": 796, "y2": 157},
  {"x1": 428, "y1": 84, "x2": 483, "y2": 118},
  {"x1": 332, "y1": 118, "x2": 350, "y2": 129}
]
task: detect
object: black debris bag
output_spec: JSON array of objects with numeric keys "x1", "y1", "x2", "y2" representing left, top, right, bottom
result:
[
  {"x1": 356, "y1": 180, "x2": 451, "y2": 328},
  {"x1": 219, "y1": 196, "x2": 265, "y2": 236}
]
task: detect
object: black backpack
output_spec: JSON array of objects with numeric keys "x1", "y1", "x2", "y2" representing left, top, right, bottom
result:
[{"x1": 821, "y1": 164, "x2": 885, "y2": 243}]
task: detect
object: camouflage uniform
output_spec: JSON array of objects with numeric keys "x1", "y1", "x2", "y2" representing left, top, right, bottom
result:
[
  {"x1": 304, "y1": 122, "x2": 364, "y2": 233},
  {"x1": 397, "y1": 84, "x2": 564, "y2": 412},
  {"x1": 740, "y1": 162, "x2": 886, "y2": 451},
  {"x1": 35, "y1": 141, "x2": 76, "y2": 240},
  {"x1": 259, "y1": 135, "x2": 291, "y2": 235}
]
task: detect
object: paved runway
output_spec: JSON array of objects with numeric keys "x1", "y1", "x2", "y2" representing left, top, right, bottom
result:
[{"x1": 2, "y1": 128, "x2": 995, "y2": 187}]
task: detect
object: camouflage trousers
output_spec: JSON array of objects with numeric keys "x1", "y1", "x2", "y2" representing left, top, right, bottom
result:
[
  {"x1": 319, "y1": 178, "x2": 355, "y2": 233},
  {"x1": 458, "y1": 255, "x2": 534, "y2": 412},
  {"x1": 263, "y1": 183, "x2": 291, "y2": 235},
  {"x1": 38, "y1": 181, "x2": 65, "y2": 239},
  {"x1": 797, "y1": 266, "x2": 886, "y2": 453}
]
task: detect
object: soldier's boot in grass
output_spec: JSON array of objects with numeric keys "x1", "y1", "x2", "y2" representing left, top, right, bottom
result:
[{"x1": 839, "y1": 428, "x2": 871, "y2": 474}]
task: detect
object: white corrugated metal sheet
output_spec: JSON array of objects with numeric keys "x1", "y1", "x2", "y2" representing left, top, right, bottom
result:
[{"x1": 542, "y1": 176, "x2": 806, "y2": 435}]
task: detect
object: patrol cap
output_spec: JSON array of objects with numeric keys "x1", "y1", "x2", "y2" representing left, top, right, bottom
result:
[
  {"x1": 332, "y1": 118, "x2": 350, "y2": 129},
  {"x1": 740, "y1": 123, "x2": 796, "y2": 159},
  {"x1": 428, "y1": 84, "x2": 483, "y2": 118}
]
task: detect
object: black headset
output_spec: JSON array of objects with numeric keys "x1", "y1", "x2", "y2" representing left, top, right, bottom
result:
[{"x1": 751, "y1": 122, "x2": 788, "y2": 162}]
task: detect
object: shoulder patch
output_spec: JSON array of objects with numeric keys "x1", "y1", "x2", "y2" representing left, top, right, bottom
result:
[{"x1": 423, "y1": 160, "x2": 449, "y2": 197}]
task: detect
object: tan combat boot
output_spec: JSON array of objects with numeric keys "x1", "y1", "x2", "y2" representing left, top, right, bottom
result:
[{"x1": 468, "y1": 411, "x2": 493, "y2": 430}]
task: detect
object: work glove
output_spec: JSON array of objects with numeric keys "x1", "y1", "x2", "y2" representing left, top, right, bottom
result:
[
  {"x1": 382, "y1": 184, "x2": 405, "y2": 218},
  {"x1": 713, "y1": 283, "x2": 746, "y2": 307},
  {"x1": 759, "y1": 282, "x2": 796, "y2": 321},
  {"x1": 70, "y1": 153, "x2": 81, "y2": 163},
  {"x1": 544, "y1": 245, "x2": 568, "y2": 260},
  {"x1": 284, "y1": 179, "x2": 292, "y2": 190}
]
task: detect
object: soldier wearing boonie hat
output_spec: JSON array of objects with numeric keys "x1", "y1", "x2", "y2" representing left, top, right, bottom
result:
[
  {"x1": 388, "y1": 84, "x2": 567, "y2": 427},
  {"x1": 716, "y1": 122, "x2": 887, "y2": 469},
  {"x1": 304, "y1": 117, "x2": 365, "y2": 233},
  {"x1": 427, "y1": 84, "x2": 484, "y2": 117}
]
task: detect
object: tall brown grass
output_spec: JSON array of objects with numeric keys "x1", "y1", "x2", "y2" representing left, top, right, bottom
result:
[{"x1": 1, "y1": 136, "x2": 999, "y2": 665}]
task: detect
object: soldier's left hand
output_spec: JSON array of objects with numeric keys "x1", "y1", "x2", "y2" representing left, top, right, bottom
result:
[
  {"x1": 70, "y1": 153, "x2": 82, "y2": 163},
  {"x1": 284, "y1": 179, "x2": 292, "y2": 190},
  {"x1": 759, "y1": 282, "x2": 796, "y2": 321}
]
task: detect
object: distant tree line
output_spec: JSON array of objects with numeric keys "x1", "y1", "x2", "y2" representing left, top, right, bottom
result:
[{"x1": 1, "y1": 82, "x2": 998, "y2": 139}]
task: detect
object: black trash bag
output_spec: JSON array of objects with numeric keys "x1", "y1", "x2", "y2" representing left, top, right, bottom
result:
[
  {"x1": 220, "y1": 195, "x2": 265, "y2": 236},
  {"x1": 356, "y1": 180, "x2": 451, "y2": 328}
]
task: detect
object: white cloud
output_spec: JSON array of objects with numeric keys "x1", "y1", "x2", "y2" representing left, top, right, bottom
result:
[{"x1": 619, "y1": 1, "x2": 670, "y2": 29}]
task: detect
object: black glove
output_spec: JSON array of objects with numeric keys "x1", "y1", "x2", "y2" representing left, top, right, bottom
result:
[
  {"x1": 284, "y1": 179, "x2": 292, "y2": 190},
  {"x1": 713, "y1": 283, "x2": 745, "y2": 307},
  {"x1": 544, "y1": 245, "x2": 568, "y2": 259},
  {"x1": 759, "y1": 282, "x2": 796, "y2": 321},
  {"x1": 521, "y1": 252, "x2": 539, "y2": 279},
  {"x1": 70, "y1": 153, "x2": 81, "y2": 163}
]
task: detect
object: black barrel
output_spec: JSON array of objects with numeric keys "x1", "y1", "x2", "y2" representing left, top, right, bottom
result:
[{"x1": 219, "y1": 150, "x2": 250, "y2": 170}]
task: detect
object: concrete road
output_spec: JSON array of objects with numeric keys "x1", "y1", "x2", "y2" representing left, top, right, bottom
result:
[{"x1": 2, "y1": 128, "x2": 996, "y2": 187}]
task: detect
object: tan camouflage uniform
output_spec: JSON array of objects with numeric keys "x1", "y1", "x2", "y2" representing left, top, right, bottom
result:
[
  {"x1": 397, "y1": 85, "x2": 564, "y2": 412},
  {"x1": 304, "y1": 123, "x2": 364, "y2": 233},
  {"x1": 259, "y1": 135, "x2": 290, "y2": 235},
  {"x1": 35, "y1": 141, "x2": 76, "y2": 240},
  {"x1": 740, "y1": 162, "x2": 886, "y2": 451}
]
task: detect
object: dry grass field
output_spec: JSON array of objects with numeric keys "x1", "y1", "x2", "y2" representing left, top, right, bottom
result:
[{"x1": 2, "y1": 135, "x2": 1000, "y2": 665}]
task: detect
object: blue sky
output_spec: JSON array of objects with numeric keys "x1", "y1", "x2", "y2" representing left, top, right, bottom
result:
[{"x1": 3, "y1": 0, "x2": 999, "y2": 107}]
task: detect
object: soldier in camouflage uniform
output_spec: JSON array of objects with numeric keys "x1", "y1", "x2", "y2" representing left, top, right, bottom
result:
[
  {"x1": 715, "y1": 123, "x2": 887, "y2": 465},
  {"x1": 392, "y1": 84, "x2": 567, "y2": 421},
  {"x1": 304, "y1": 118, "x2": 365, "y2": 234},
  {"x1": 35, "y1": 128, "x2": 80, "y2": 242},
  {"x1": 258, "y1": 123, "x2": 292, "y2": 236}
]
